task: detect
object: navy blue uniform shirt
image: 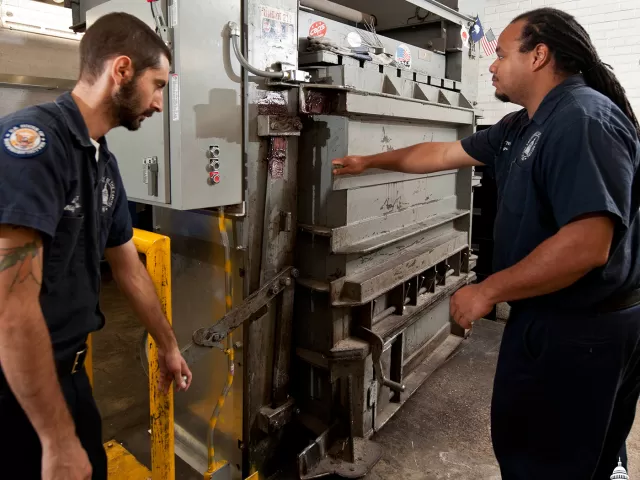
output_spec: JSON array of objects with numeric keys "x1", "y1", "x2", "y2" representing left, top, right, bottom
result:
[
  {"x1": 462, "y1": 75, "x2": 640, "y2": 311},
  {"x1": 0, "y1": 92, "x2": 133, "y2": 360}
]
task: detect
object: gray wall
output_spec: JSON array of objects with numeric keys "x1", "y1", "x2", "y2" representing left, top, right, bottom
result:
[{"x1": 0, "y1": 29, "x2": 79, "y2": 116}]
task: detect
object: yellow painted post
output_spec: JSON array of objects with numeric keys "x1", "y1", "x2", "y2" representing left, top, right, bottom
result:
[
  {"x1": 85, "y1": 334, "x2": 94, "y2": 388},
  {"x1": 132, "y1": 228, "x2": 175, "y2": 480}
]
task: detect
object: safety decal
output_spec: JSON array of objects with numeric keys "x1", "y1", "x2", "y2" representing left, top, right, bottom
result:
[
  {"x1": 309, "y1": 21, "x2": 327, "y2": 38},
  {"x1": 2, "y1": 124, "x2": 48, "y2": 158},
  {"x1": 396, "y1": 43, "x2": 412, "y2": 69}
]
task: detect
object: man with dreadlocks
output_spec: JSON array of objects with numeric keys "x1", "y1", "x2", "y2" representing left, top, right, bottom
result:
[{"x1": 333, "y1": 7, "x2": 640, "y2": 479}]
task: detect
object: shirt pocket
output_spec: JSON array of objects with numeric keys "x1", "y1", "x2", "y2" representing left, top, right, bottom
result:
[
  {"x1": 501, "y1": 160, "x2": 532, "y2": 217},
  {"x1": 45, "y1": 215, "x2": 84, "y2": 284}
]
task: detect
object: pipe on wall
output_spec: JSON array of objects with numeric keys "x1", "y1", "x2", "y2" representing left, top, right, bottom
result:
[{"x1": 299, "y1": 0, "x2": 376, "y2": 25}]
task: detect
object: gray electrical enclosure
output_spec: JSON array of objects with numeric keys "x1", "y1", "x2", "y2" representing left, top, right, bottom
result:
[{"x1": 86, "y1": 0, "x2": 243, "y2": 210}]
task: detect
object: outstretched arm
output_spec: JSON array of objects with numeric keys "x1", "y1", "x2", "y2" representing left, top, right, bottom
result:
[{"x1": 332, "y1": 141, "x2": 481, "y2": 176}]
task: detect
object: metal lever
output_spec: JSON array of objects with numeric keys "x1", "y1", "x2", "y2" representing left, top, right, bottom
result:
[
  {"x1": 360, "y1": 327, "x2": 406, "y2": 394},
  {"x1": 143, "y1": 157, "x2": 159, "y2": 197}
]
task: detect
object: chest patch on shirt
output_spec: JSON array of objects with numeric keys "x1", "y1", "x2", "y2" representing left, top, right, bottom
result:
[
  {"x1": 521, "y1": 131, "x2": 542, "y2": 161},
  {"x1": 3, "y1": 124, "x2": 48, "y2": 157},
  {"x1": 101, "y1": 176, "x2": 116, "y2": 213}
]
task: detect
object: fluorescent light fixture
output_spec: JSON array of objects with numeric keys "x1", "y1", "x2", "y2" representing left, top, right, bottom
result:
[{"x1": 0, "y1": 0, "x2": 83, "y2": 41}]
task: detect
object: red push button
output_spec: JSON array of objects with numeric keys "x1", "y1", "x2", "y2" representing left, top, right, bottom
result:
[{"x1": 213, "y1": 173, "x2": 221, "y2": 184}]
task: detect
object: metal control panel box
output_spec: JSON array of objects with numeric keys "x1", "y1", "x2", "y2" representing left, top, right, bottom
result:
[{"x1": 86, "y1": 0, "x2": 242, "y2": 210}]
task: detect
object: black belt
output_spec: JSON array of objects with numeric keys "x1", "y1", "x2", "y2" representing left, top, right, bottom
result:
[
  {"x1": 597, "y1": 288, "x2": 640, "y2": 313},
  {"x1": 56, "y1": 346, "x2": 88, "y2": 377}
]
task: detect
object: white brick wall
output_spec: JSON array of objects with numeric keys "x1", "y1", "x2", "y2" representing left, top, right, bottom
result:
[{"x1": 475, "y1": 0, "x2": 640, "y2": 125}]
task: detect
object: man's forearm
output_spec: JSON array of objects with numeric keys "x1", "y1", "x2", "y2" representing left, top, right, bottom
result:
[
  {"x1": 0, "y1": 306, "x2": 76, "y2": 446},
  {"x1": 479, "y1": 217, "x2": 612, "y2": 304},
  {"x1": 363, "y1": 142, "x2": 450, "y2": 173},
  {"x1": 113, "y1": 262, "x2": 177, "y2": 351}
]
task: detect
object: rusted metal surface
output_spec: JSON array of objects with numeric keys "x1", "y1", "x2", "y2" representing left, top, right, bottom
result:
[
  {"x1": 257, "y1": 115, "x2": 303, "y2": 137},
  {"x1": 257, "y1": 91, "x2": 289, "y2": 116},
  {"x1": 257, "y1": 397, "x2": 296, "y2": 434},
  {"x1": 301, "y1": 88, "x2": 342, "y2": 115},
  {"x1": 267, "y1": 136, "x2": 287, "y2": 180}
]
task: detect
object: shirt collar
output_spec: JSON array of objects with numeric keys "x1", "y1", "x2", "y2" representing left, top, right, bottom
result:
[
  {"x1": 532, "y1": 75, "x2": 586, "y2": 125},
  {"x1": 54, "y1": 91, "x2": 96, "y2": 149}
]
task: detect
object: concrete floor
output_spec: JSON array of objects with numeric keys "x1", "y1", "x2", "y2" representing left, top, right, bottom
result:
[{"x1": 95, "y1": 276, "x2": 640, "y2": 479}]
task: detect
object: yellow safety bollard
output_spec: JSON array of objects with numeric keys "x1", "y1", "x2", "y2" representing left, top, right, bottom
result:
[
  {"x1": 132, "y1": 228, "x2": 175, "y2": 480},
  {"x1": 86, "y1": 228, "x2": 175, "y2": 480}
]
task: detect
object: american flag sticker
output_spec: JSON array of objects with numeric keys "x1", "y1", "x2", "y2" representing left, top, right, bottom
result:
[
  {"x1": 395, "y1": 43, "x2": 412, "y2": 69},
  {"x1": 481, "y1": 28, "x2": 498, "y2": 56}
]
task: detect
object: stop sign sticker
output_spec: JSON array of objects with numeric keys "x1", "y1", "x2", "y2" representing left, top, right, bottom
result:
[{"x1": 309, "y1": 21, "x2": 327, "y2": 38}]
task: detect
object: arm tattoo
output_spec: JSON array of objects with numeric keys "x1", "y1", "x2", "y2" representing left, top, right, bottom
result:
[{"x1": 0, "y1": 241, "x2": 43, "y2": 290}]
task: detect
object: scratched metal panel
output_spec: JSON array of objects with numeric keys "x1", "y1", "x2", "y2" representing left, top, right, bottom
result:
[
  {"x1": 153, "y1": 208, "x2": 244, "y2": 479},
  {"x1": 298, "y1": 10, "x2": 447, "y2": 79},
  {"x1": 403, "y1": 299, "x2": 450, "y2": 360},
  {"x1": 345, "y1": 172, "x2": 457, "y2": 223}
]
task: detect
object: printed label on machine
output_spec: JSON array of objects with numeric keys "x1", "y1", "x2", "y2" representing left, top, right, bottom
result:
[
  {"x1": 170, "y1": 74, "x2": 180, "y2": 122},
  {"x1": 169, "y1": 0, "x2": 178, "y2": 27},
  {"x1": 260, "y1": 5, "x2": 296, "y2": 45},
  {"x1": 308, "y1": 21, "x2": 327, "y2": 38}
]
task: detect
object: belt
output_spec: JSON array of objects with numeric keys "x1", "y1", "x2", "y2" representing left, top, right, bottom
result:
[
  {"x1": 56, "y1": 346, "x2": 88, "y2": 377},
  {"x1": 597, "y1": 288, "x2": 640, "y2": 313}
]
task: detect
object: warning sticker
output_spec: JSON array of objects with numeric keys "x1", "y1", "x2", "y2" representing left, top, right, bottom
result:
[
  {"x1": 260, "y1": 5, "x2": 296, "y2": 45},
  {"x1": 309, "y1": 21, "x2": 327, "y2": 38}
]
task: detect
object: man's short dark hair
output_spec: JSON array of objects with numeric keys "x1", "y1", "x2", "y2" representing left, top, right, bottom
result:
[{"x1": 79, "y1": 12, "x2": 172, "y2": 83}]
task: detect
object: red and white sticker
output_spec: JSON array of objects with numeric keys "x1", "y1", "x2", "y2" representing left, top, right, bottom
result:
[
  {"x1": 460, "y1": 26, "x2": 470, "y2": 48},
  {"x1": 309, "y1": 21, "x2": 327, "y2": 38}
]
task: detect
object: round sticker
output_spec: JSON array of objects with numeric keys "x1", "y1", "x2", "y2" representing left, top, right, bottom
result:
[
  {"x1": 347, "y1": 31, "x2": 362, "y2": 48},
  {"x1": 3, "y1": 124, "x2": 47, "y2": 157},
  {"x1": 395, "y1": 43, "x2": 412, "y2": 69},
  {"x1": 309, "y1": 21, "x2": 327, "y2": 38}
]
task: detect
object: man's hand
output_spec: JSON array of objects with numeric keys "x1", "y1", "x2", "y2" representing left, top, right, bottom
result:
[
  {"x1": 450, "y1": 284, "x2": 495, "y2": 330},
  {"x1": 42, "y1": 437, "x2": 92, "y2": 480},
  {"x1": 333, "y1": 155, "x2": 368, "y2": 176},
  {"x1": 158, "y1": 346, "x2": 192, "y2": 393}
]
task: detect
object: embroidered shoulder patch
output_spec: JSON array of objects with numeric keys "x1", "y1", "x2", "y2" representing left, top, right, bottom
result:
[{"x1": 3, "y1": 124, "x2": 48, "y2": 157}]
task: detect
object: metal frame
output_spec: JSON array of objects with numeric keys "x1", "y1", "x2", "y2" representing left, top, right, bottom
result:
[{"x1": 0, "y1": 73, "x2": 76, "y2": 90}]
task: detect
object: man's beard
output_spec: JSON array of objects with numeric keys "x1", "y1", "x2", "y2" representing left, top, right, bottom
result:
[
  {"x1": 495, "y1": 91, "x2": 511, "y2": 103},
  {"x1": 112, "y1": 78, "x2": 155, "y2": 131}
]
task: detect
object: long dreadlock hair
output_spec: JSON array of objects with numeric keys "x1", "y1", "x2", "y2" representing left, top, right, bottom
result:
[{"x1": 513, "y1": 8, "x2": 640, "y2": 135}]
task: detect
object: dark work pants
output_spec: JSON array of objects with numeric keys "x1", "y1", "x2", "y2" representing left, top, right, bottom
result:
[
  {"x1": 492, "y1": 303, "x2": 640, "y2": 479},
  {"x1": 0, "y1": 369, "x2": 107, "y2": 480}
]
